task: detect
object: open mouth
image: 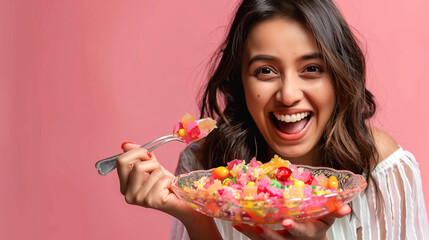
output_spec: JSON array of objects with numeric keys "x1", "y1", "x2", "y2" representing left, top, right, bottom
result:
[{"x1": 271, "y1": 112, "x2": 312, "y2": 135}]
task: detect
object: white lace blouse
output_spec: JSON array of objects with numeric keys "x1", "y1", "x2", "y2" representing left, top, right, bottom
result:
[{"x1": 170, "y1": 145, "x2": 429, "y2": 240}]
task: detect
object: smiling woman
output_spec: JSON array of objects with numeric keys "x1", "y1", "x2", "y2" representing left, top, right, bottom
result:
[
  {"x1": 241, "y1": 17, "x2": 336, "y2": 166},
  {"x1": 168, "y1": 0, "x2": 429, "y2": 239},
  {"x1": 110, "y1": 0, "x2": 428, "y2": 240},
  {"x1": 2, "y1": 0, "x2": 428, "y2": 239}
]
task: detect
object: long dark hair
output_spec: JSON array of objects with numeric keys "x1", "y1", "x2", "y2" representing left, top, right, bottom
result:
[{"x1": 198, "y1": 0, "x2": 378, "y2": 181}]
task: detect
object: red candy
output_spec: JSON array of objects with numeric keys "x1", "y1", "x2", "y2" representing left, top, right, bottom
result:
[
  {"x1": 189, "y1": 126, "x2": 201, "y2": 139},
  {"x1": 276, "y1": 167, "x2": 292, "y2": 181},
  {"x1": 305, "y1": 176, "x2": 315, "y2": 185}
]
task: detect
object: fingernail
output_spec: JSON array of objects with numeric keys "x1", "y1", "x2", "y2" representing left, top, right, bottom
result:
[
  {"x1": 347, "y1": 207, "x2": 352, "y2": 214},
  {"x1": 255, "y1": 226, "x2": 264, "y2": 234},
  {"x1": 121, "y1": 141, "x2": 133, "y2": 149},
  {"x1": 284, "y1": 223, "x2": 292, "y2": 228},
  {"x1": 147, "y1": 152, "x2": 152, "y2": 158},
  {"x1": 233, "y1": 225, "x2": 243, "y2": 232}
]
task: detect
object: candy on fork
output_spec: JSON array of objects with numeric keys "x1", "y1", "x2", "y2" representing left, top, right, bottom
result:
[{"x1": 95, "y1": 114, "x2": 217, "y2": 176}]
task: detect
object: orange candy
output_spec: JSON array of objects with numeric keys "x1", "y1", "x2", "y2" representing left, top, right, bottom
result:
[
  {"x1": 212, "y1": 166, "x2": 229, "y2": 180},
  {"x1": 180, "y1": 112, "x2": 195, "y2": 128},
  {"x1": 328, "y1": 175, "x2": 338, "y2": 189}
]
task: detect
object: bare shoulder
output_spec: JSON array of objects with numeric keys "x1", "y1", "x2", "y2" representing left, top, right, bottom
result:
[{"x1": 370, "y1": 127, "x2": 400, "y2": 163}]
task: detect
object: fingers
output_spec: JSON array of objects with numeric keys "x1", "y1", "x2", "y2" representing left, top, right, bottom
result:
[
  {"x1": 116, "y1": 146, "x2": 156, "y2": 195},
  {"x1": 232, "y1": 223, "x2": 294, "y2": 240},
  {"x1": 126, "y1": 167, "x2": 180, "y2": 215},
  {"x1": 124, "y1": 162, "x2": 161, "y2": 202},
  {"x1": 232, "y1": 205, "x2": 352, "y2": 239},
  {"x1": 143, "y1": 173, "x2": 177, "y2": 210},
  {"x1": 121, "y1": 142, "x2": 140, "y2": 152},
  {"x1": 281, "y1": 218, "x2": 322, "y2": 238},
  {"x1": 253, "y1": 225, "x2": 290, "y2": 240},
  {"x1": 281, "y1": 204, "x2": 352, "y2": 238},
  {"x1": 330, "y1": 204, "x2": 352, "y2": 218},
  {"x1": 232, "y1": 223, "x2": 265, "y2": 240},
  {"x1": 116, "y1": 141, "x2": 178, "y2": 213},
  {"x1": 125, "y1": 165, "x2": 164, "y2": 205}
]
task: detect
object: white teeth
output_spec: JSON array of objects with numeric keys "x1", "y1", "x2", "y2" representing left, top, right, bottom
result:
[{"x1": 274, "y1": 112, "x2": 309, "y2": 123}]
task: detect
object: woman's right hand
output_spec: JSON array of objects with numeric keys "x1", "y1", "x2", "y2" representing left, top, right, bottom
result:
[
  {"x1": 116, "y1": 142, "x2": 223, "y2": 240},
  {"x1": 116, "y1": 142, "x2": 184, "y2": 216}
]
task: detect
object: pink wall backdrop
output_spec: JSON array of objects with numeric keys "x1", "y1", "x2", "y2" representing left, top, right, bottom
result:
[{"x1": 1, "y1": 0, "x2": 428, "y2": 239}]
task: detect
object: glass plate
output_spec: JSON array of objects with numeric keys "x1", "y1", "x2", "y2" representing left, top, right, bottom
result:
[{"x1": 171, "y1": 165, "x2": 367, "y2": 224}]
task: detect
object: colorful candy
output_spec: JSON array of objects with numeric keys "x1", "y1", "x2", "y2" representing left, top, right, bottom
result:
[
  {"x1": 328, "y1": 175, "x2": 339, "y2": 189},
  {"x1": 187, "y1": 155, "x2": 342, "y2": 200},
  {"x1": 212, "y1": 167, "x2": 229, "y2": 180},
  {"x1": 173, "y1": 113, "x2": 217, "y2": 144}
]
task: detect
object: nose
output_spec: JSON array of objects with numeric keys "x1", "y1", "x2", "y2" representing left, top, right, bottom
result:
[{"x1": 275, "y1": 73, "x2": 303, "y2": 106}]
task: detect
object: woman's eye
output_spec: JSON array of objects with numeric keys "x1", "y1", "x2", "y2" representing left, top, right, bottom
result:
[
  {"x1": 254, "y1": 67, "x2": 276, "y2": 77},
  {"x1": 304, "y1": 65, "x2": 323, "y2": 73}
]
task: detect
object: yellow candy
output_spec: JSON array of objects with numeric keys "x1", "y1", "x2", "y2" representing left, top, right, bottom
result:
[
  {"x1": 270, "y1": 154, "x2": 289, "y2": 168},
  {"x1": 247, "y1": 181, "x2": 255, "y2": 186},
  {"x1": 316, "y1": 190, "x2": 327, "y2": 195},
  {"x1": 178, "y1": 128, "x2": 186, "y2": 137},
  {"x1": 259, "y1": 164, "x2": 275, "y2": 175},
  {"x1": 242, "y1": 201, "x2": 253, "y2": 209},
  {"x1": 222, "y1": 178, "x2": 232, "y2": 186},
  {"x1": 294, "y1": 180, "x2": 305, "y2": 187}
]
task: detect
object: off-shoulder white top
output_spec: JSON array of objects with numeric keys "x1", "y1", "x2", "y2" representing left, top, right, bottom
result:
[{"x1": 170, "y1": 145, "x2": 429, "y2": 240}]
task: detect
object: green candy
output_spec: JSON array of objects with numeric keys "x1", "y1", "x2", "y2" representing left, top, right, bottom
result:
[{"x1": 270, "y1": 179, "x2": 282, "y2": 188}]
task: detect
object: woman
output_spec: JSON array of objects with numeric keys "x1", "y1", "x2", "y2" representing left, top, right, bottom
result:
[{"x1": 117, "y1": 0, "x2": 429, "y2": 239}]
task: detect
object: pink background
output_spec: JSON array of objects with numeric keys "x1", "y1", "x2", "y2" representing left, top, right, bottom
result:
[{"x1": 1, "y1": 0, "x2": 428, "y2": 239}]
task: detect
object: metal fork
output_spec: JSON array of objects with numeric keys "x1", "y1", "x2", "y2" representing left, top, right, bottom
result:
[{"x1": 95, "y1": 134, "x2": 183, "y2": 176}]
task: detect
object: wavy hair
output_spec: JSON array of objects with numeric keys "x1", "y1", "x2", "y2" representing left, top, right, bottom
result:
[{"x1": 198, "y1": 0, "x2": 378, "y2": 182}]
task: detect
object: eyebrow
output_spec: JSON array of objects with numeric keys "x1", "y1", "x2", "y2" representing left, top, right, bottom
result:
[
  {"x1": 297, "y1": 53, "x2": 323, "y2": 62},
  {"x1": 247, "y1": 55, "x2": 278, "y2": 67},
  {"x1": 247, "y1": 53, "x2": 323, "y2": 67}
]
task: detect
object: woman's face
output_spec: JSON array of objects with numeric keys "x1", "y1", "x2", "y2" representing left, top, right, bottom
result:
[{"x1": 241, "y1": 17, "x2": 336, "y2": 165}]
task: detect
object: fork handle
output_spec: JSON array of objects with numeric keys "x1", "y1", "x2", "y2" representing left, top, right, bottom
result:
[
  {"x1": 95, "y1": 153, "x2": 122, "y2": 176},
  {"x1": 95, "y1": 135, "x2": 181, "y2": 176}
]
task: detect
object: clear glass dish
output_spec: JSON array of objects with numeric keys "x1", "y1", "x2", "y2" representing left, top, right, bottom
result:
[{"x1": 171, "y1": 166, "x2": 367, "y2": 224}]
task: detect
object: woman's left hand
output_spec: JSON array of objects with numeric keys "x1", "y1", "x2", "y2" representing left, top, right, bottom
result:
[{"x1": 232, "y1": 204, "x2": 351, "y2": 240}]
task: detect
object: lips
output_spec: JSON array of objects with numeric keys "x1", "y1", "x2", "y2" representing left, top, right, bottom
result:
[{"x1": 271, "y1": 112, "x2": 312, "y2": 137}]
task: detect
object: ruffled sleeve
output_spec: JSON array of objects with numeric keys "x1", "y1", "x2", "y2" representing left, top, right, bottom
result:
[{"x1": 328, "y1": 147, "x2": 429, "y2": 239}]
